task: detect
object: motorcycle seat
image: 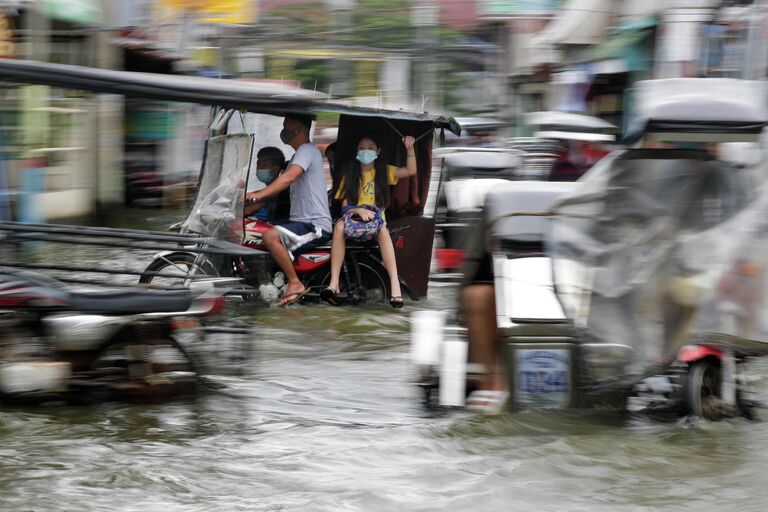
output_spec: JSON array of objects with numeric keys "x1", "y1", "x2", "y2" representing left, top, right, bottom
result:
[{"x1": 68, "y1": 289, "x2": 193, "y2": 314}]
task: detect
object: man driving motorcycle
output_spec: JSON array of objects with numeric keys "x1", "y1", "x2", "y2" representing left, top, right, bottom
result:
[{"x1": 245, "y1": 115, "x2": 332, "y2": 306}]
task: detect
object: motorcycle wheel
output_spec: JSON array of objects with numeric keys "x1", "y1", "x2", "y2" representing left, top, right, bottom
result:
[
  {"x1": 684, "y1": 359, "x2": 722, "y2": 421},
  {"x1": 315, "y1": 257, "x2": 389, "y2": 305},
  {"x1": 139, "y1": 252, "x2": 217, "y2": 289},
  {"x1": 89, "y1": 336, "x2": 199, "y2": 402}
]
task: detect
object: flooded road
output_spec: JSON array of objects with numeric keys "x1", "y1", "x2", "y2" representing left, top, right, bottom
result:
[{"x1": 3, "y1": 210, "x2": 768, "y2": 511}]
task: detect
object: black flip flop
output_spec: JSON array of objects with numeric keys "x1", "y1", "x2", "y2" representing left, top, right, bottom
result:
[
  {"x1": 279, "y1": 288, "x2": 311, "y2": 308},
  {"x1": 320, "y1": 287, "x2": 340, "y2": 306},
  {"x1": 390, "y1": 296, "x2": 404, "y2": 309}
]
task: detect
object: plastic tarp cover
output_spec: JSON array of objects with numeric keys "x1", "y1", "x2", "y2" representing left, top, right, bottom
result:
[
  {"x1": 549, "y1": 148, "x2": 768, "y2": 385},
  {"x1": 182, "y1": 134, "x2": 254, "y2": 243}
]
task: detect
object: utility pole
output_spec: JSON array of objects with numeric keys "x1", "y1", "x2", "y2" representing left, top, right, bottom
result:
[
  {"x1": 327, "y1": 0, "x2": 354, "y2": 97},
  {"x1": 411, "y1": 0, "x2": 439, "y2": 112}
]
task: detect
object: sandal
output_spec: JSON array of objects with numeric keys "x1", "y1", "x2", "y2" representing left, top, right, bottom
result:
[
  {"x1": 466, "y1": 390, "x2": 509, "y2": 415},
  {"x1": 320, "y1": 287, "x2": 340, "y2": 306},
  {"x1": 278, "y1": 288, "x2": 311, "y2": 307},
  {"x1": 390, "y1": 296, "x2": 404, "y2": 309}
]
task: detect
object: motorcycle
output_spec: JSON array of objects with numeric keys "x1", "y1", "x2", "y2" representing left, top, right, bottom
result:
[
  {"x1": 136, "y1": 132, "x2": 407, "y2": 305},
  {"x1": 0, "y1": 59, "x2": 459, "y2": 307},
  {"x1": 548, "y1": 77, "x2": 768, "y2": 420},
  {"x1": 140, "y1": 215, "x2": 407, "y2": 306},
  {"x1": 0, "y1": 266, "x2": 251, "y2": 404},
  {"x1": 412, "y1": 78, "x2": 768, "y2": 420}
]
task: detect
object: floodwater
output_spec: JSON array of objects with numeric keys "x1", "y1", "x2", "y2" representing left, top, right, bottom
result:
[{"x1": 3, "y1": 210, "x2": 768, "y2": 511}]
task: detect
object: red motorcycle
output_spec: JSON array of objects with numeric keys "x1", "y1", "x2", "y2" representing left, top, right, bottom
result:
[
  {"x1": 140, "y1": 217, "x2": 406, "y2": 306},
  {"x1": 140, "y1": 114, "x2": 436, "y2": 305}
]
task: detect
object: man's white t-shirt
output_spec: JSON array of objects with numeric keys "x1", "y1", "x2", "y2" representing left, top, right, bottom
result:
[{"x1": 287, "y1": 143, "x2": 332, "y2": 233}]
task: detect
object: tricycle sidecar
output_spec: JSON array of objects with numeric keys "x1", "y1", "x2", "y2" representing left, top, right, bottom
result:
[
  {"x1": 413, "y1": 78, "x2": 768, "y2": 419},
  {"x1": 412, "y1": 180, "x2": 625, "y2": 411},
  {"x1": 549, "y1": 78, "x2": 768, "y2": 419}
]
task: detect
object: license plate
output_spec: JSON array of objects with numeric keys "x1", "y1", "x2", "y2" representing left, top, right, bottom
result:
[{"x1": 514, "y1": 348, "x2": 571, "y2": 408}]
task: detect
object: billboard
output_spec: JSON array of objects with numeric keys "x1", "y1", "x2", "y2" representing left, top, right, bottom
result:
[{"x1": 159, "y1": 0, "x2": 257, "y2": 25}]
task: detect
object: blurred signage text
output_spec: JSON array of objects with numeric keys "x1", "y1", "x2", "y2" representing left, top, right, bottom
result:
[
  {"x1": 478, "y1": 0, "x2": 558, "y2": 17},
  {"x1": 0, "y1": 13, "x2": 14, "y2": 58},
  {"x1": 159, "y1": 0, "x2": 256, "y2": 25}
]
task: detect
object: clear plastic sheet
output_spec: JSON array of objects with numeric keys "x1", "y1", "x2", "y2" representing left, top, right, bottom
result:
[
  {"x1": 182, "y1": 134, "x2": 254, "y2": 244},
  {"x1": 549, "y1": 148, "x2": 768, "y2": 385}
]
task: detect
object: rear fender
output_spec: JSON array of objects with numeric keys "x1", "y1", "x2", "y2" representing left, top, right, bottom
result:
[
  {"x1": 678, "y1": 344, "x2": 723, "y2": 363},
  {"x1": 149, "y1": 249, "x2": 195, "y2": 261}
]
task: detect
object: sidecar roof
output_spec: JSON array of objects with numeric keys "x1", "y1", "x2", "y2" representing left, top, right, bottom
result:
[
  {"x1": 485, "y1": 181, "x2": 576, "y2": 243},
  {"x1": 629, "y1": 78, "x2": 768, "y2": 142},
  {"x1": 0, "y1": 58, "x2": 460, "y2": 135},
  {"x1": 525, "y1": 111, "x2": 617, "y2": 142}
]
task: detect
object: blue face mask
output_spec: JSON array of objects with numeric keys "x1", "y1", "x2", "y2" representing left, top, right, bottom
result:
[
  {"x1": 356, "y1": 150, "x2": 378, "y2": 165},
  {"x1": 256, "y1": 169, "x2": 273, "y2": 183}
]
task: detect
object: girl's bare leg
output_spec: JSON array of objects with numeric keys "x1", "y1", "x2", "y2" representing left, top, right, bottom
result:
[
  {"x1": 327, "y1": 221, "x2": 346, "y2": 292},
  {"x1": 377, "y1": 226, "x2": 402, "y2": 298}
]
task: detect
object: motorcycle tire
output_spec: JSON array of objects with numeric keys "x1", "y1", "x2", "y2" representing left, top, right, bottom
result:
[
  {"x1": 314, "y1": 256, "x2": 389, "y2": 305},
  {"x1": 139, "y1": 252, "x2": 217, "y2": 289},
  {"x1": 89, "y1": 335, "x2": 199, "y2": 402},
  {"x1": 684, "y1": 358, "x2": 723, "y2": 421}
]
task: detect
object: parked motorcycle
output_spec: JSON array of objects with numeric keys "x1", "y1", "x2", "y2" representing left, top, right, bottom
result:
[{"x1": 0, "y1": 266, "x2": 250, "y2": 404}]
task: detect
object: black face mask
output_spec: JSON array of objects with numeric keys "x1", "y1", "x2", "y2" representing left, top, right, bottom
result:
[{"x1": 280, "y1": 128, "x2": 297, "y2": 144}]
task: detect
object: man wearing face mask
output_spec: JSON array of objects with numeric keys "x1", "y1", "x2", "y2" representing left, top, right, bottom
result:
[
  {"x1": 245, "y1": 146, "x2": 288, "y2": 221},
  {"x1": 245, "y1": 114, "x2": 332, "y2": 306}
]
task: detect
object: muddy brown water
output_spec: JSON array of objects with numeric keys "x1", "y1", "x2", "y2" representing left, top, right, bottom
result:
[{"x1": 2, "y1": 209, "x2": 768, "y2": 511}]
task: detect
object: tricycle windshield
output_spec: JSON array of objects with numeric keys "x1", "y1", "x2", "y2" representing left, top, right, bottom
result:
[
  {"x1": 549, "y1": 148, "x2": 768, "y2": 381},
  {"x1": 181, "y1": 133, "x2": 254, "y2": 243}
]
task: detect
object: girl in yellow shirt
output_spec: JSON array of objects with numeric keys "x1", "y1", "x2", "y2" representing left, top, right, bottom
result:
[{"x1": 322, "y1": 135, "x2": 417, "y2": 307}]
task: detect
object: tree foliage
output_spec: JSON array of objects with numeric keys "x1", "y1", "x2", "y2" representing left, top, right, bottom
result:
[
  {"x1": 345, "y1": 0, "x2": 413, "y2": 48},
  {"x1": 268, "y1": 0, "x2": 415, "y2": 49}
]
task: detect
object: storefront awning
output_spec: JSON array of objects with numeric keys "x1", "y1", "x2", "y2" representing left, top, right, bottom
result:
[
  {"x1": 530, "y1": 0, "x2": 612, "y2": 47},
  {"x1": 578, "y1": 19, "x2": 655, "y2": 73},
  {"x1": 38, "y1": 0, "x2": 101, "y2": 26}
]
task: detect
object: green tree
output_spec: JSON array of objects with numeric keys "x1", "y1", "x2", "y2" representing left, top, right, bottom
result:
[
  {"x1": 268, "y1": 0, "x2": 415, "y2": 49},
  {"x1": 268, "y1": 1, "x2": 332, "y2": 40},
  {"x1": 345, "y1": 0, "x2": 413, "y2": 48}
]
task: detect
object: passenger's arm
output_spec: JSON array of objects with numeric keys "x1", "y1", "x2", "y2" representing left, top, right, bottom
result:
[
  {"x1": 341, "y1": 199, "x2": 375, "y2": 221},
  {"x1": 246, "y1": 164, "x2": 303, "y2": 204},
  {"x1": 394, "y1": 136, "x2": 417, "y2": 179}
]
